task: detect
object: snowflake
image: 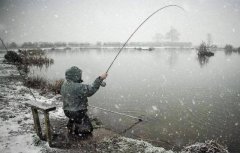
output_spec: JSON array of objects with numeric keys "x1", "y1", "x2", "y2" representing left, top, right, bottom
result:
[
  {"x1": 152, "y1": 106, "x2": 158, "y2": 111},
  {"x1": 54, "y1": 14, "x2": 59, "y2": 18}
]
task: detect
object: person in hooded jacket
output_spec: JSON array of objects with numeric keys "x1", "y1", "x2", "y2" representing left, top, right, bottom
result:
[{"x1": 61, "y1": 66, "x2": 107, "y2": 136}]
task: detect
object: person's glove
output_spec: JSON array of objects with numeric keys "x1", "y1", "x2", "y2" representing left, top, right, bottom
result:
[{"x1": 100, "y1": 73, "x2": 108, "y2": 80}]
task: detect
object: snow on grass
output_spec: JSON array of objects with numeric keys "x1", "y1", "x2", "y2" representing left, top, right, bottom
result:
[
  {"x1": 98, "y1": 136, "x2": 175, "y2": 153},
  {"x1": 0, "y1": 133, "x2": 43, "y2": 153},
  {"x1": 0, "y1": 115, "x2": 44, "y2": 153},
  {"x1": 0, "y1": 78, "x2": 55, "y2": 153},
  {"x1": 122, "y1": 137, "x2": 174, "y2": 153}
]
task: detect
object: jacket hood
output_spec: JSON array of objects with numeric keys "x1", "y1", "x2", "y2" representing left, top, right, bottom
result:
[{"x1": 65, "y1": 66, "x2": 83, "y2": 83}]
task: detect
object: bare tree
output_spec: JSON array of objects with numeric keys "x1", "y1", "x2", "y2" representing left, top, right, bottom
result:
[
  {"x1": 207, "y1": 33, "x2": 212, "y2": 47},
  {"x1": 165, "y1": 27, "x2": 180, "y2": 42}
]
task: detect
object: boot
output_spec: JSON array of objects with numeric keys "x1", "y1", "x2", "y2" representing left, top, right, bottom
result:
[{"x1": 67, "y1": 119, "x2": 74, "y2": 134}]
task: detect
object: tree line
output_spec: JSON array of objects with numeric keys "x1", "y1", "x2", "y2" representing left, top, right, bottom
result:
[{"x1": 0, "y1": 42, "x2": 91, "y2": 49}]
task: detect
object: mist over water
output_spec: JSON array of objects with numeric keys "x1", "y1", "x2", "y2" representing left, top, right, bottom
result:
[{"x1": 31, "y1": 49, "x2": 240, "y2": 152}]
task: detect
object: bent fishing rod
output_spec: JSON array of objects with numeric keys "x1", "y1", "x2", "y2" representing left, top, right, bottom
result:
[
  {"x1": 96, "y1": 5, "x2": 184, "y2": 120},
  {"x1": 100, "y1": 4, "x2": 184, "y2": 87}
]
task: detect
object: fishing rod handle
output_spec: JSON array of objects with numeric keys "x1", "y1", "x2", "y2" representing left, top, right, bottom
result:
[{"x1": 101, "y1": 81, "x2": 106, "y2": 87}]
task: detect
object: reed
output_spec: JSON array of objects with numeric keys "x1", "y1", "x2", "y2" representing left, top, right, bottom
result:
[
  {"x1": 24, "y1": 76, "x2": 64, "y2": 94},
  {"x1": 24, "y1": 76, "x2": 47, "y2": 89}
]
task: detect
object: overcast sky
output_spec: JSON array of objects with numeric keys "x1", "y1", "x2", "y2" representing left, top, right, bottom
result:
[{"x1": 0, "y1": 0, "x2": 240, "y2": 46}]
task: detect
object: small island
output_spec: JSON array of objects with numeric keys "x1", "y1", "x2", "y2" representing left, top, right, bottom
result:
[{"x1": 197, "y1": 42, "x2": 214, "y2": 57}]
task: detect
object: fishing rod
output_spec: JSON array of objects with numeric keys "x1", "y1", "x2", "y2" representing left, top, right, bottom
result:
[
  {"x1": 97, "y1": 5, "x2": 184, "y2": 119},
  {"x1": 100, "y1": 4, "x2": 184, "y2": 87},
  {"x1": 106, "y1": 5, "x2": 184, "y2": 73}
]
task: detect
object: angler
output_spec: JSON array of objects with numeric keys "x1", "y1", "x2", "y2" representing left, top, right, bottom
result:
[{"x1": 60, "y1": 66, "x2": 107, "y2": 136}]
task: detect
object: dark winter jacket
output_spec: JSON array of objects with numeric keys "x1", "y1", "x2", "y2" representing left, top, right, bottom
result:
[{"x1": 61, "y1": 66, "x2": 103, "y2": 111}]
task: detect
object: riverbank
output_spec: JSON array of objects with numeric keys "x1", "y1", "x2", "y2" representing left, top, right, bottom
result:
[{"x1": 0, "y1": 54, "x2": 176, "y2": 152}]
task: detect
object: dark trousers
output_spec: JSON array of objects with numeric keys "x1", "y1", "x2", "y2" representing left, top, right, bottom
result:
[{"x1": 64, "y1": 110, "x2": 93, "y2": 134}]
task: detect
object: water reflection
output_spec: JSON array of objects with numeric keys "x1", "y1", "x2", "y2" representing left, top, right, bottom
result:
[
  {"x1": 224, "y1": 45, "x2": 240, "y2": 56},
  {"x1": 197, "y1": 55, "x2": 210, "y2": 67},
  {"x1": 167, "y1": 50, "x2": 178, "y2": 67}
]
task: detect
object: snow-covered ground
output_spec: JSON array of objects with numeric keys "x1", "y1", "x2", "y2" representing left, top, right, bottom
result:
[{"x1": 0, "y1": 65, "x2": 42, "y2": 152}]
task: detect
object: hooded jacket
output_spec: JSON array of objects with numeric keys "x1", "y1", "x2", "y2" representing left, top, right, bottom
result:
[{"x1": 61, "y1": 66, "x2": 103, "y2": 111}]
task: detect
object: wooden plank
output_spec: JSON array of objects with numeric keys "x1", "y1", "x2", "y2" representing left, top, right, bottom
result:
[
  {"x1": 25, "y1": 101, "x2": 56, "y2": 112},
  {"x1": 44, "y1": 111, "x2": 52, "y2": 147},
  {"x1": 31, "y1": 107, "x2": 43, "y2": 140}
]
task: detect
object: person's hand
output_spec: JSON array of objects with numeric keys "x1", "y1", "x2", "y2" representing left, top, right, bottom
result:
[{"x1": 100, "y1": 73, "x2": 108, "y2": 80}]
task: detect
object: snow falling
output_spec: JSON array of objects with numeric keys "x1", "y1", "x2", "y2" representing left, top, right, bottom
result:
[{"x1": 1, "y1": 0, "x2": 240, "y2": 152}]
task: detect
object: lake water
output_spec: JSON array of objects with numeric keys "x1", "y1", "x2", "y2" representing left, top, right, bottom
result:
[{"x1": 31, "y1": 48, "x2": 240, "y2": 152}]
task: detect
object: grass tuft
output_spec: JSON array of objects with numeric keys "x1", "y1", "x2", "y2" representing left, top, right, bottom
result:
[{"x1": 24, "y1": 76, "x2": 64, "y2": 94}]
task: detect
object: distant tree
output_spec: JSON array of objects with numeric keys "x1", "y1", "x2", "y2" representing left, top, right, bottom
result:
[
  {"x1": 153, "y1": 33, "x2": 164, "y2": 42},
  {"x1": 165, "y1": 27, "x2": 180, "y2": 42},
  {"x1": 68, "y1": 42, "x2": 80, "y2": 47},
  {"x1": 9, "y1": 42, "x2": 18, "y2": 48},
  {"x1": 21, "y1": 42, "x2": 39, "y2": 48},
  {"x1": 39, "y1": 42, "x2": 54, "y2": 48},
  {"x1": 224, "y1": 44, "x2": 233, "y2": 55},
  {"x1": 54, "y1": 42, "x2": 67, "y2": 47},
  {"x1": 22, "y1": 42, "x2": 34, "y2": 48},
  {"x1": 207, "y1": 33, "x2": 212, "y2": 46},
  {"x1": 96, "y1": 41, "x2": 102, "y2": 46}
]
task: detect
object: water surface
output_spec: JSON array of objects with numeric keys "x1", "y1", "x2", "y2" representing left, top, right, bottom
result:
[{"x1": 31, "y1": 48, "x2": 240, "y2": 152}]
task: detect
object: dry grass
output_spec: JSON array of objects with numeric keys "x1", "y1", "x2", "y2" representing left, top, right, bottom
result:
[
  {"x1": 4, "y1": 49, "x2": 54, "y2": 70},
  {"x1": 24, "y1": 76, "x2": 47, "y2": 89},
  {"x1": 23, "y1": 56, "x2": 54, "y2": 66},
  {"x1": 18, "y1": 49, "x2": 45, "y2": 56},
  {"x1": 18, "y1": 49, "x2": 54, "y2": 67},
  {"x1": 47, "y1": 79, "x2": 64, "y2": 94},
  {"x1": 24, "y1": 76, "x2": 64, "y2": 94}
]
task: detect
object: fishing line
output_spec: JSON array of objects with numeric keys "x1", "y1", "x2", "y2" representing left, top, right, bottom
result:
[{"x1": 120, "y1": 119, "x2": 142, "y2": 134}]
